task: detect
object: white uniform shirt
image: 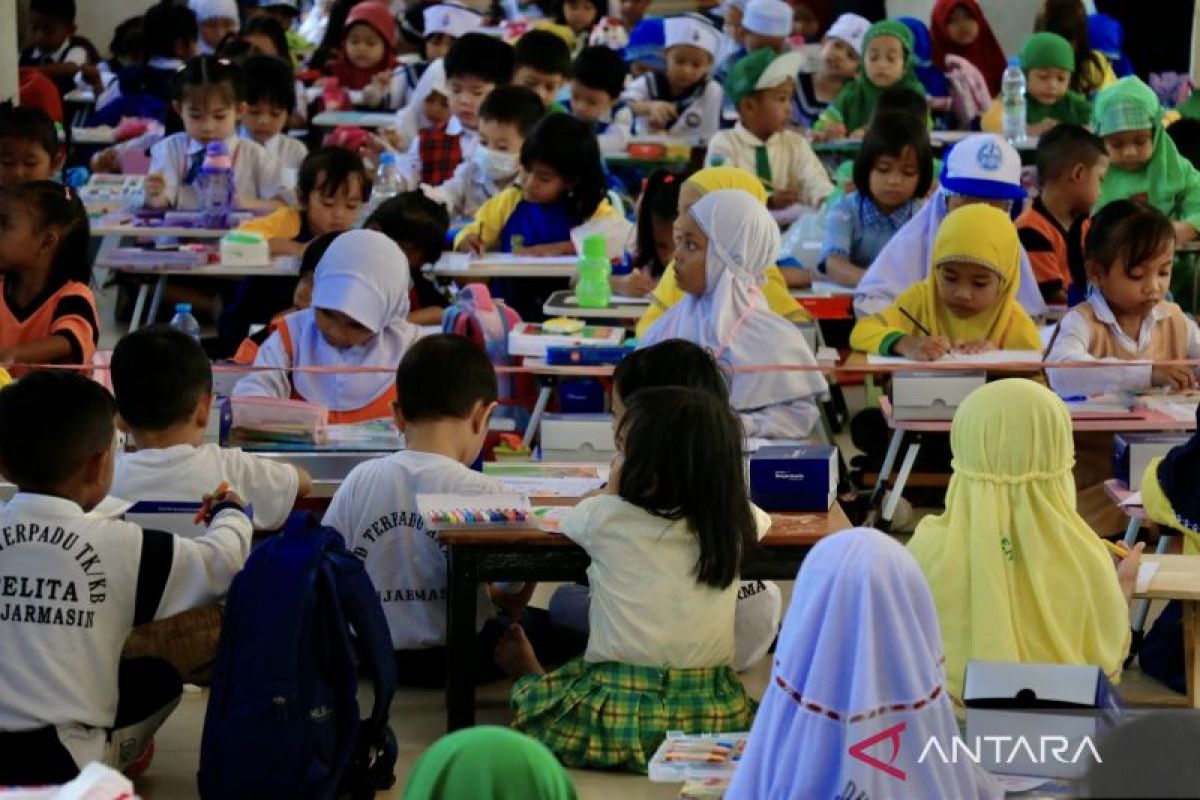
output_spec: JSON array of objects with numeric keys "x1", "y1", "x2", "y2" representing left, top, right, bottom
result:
[
  {"x1": 427, "y1": 156, "x2": 516, "y2": 219},
  {"x1": 706, "y1": 123, "x2": 834, "y2": 207},
  {"x1": 253, "y1": 131, "x2": 309, "y2": 179},
  {"x1": 147, "y1": 134, "x2": 290, "y2": 210},
  {"x1": 622, "y1": 73, "x2": 724, "y2": 141},
  {"x1": 323, "y1": 451, "x2": 500, "y2": 650}
]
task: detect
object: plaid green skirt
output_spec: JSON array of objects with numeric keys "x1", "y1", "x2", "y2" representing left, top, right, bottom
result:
[{"x1": 511, "y1": 658, "x2": 756, "y2": 773}]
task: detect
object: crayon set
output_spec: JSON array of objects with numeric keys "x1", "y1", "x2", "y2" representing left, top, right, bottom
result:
[
  {"x1": 416, "y1": 492, "x2": 534, "y2": 530},
  {"x1": 425, "y1": 508, "x2": 530, "y2": 525}
]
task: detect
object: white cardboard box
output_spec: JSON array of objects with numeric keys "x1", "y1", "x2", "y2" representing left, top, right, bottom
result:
[
  {"x1": 540, "y1": 414, "x2": 615, "y2": 463},
  {"x1": 891, "y1": 370, "x2": 986, "y2": 420}
]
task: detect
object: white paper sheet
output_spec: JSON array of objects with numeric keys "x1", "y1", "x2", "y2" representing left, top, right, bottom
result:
[{"x1": 867, "y1": 350, "x2": 1046, "y2": 366}]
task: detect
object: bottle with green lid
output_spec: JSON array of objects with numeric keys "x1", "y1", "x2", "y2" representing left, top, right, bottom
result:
[{"x1": 575, "y1": 233, "x2": 611, "y2": 308}]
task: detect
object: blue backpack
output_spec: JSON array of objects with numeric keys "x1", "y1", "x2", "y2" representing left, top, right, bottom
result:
[{"x1": 198, "y1": 513, "x2": 398, "y2": 800}]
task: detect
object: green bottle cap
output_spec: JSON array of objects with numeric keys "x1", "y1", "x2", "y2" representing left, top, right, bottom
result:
[{"x1": 582, "y1": 233, "x2": 607, "y2": 260}]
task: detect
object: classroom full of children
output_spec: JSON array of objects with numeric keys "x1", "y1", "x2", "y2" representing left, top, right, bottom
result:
[{"x1": 7, "y1": 0, "x2": 1200, "y2": 797}]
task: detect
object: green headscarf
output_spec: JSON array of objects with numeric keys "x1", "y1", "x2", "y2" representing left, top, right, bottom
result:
[
  {"x1": 1019, "y1": 32, "x2": 1091, "y2": 126},
  {"x1": 1094, "y1": 76, "x2": 1200, "y2": 230},
  {"x1": 826, "y1": 20, "x2": 927, "y2": 132},
  {"x1": 402, "y1": 727, "x2": 577, "y2": 800}
]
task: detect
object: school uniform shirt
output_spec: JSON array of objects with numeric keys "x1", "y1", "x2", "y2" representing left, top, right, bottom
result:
[
  {"x1": 792, "y1": 72, "x2": 831, "y2": 129},
  {"x1": 146, "y1": 134, "x2": 290, "y2": 211},
  {"x1": 562, "y1": 99, "x2": 635, "y2": 154},
  {"x1": 819, "y1": 192, "x2": 920, "y2": 271},
  {"x1": 401, "y1": 118, "x2": 478, "y2": 192},
  {"x1": 111, "y1": 443, "x2": 302, "y2": 531},
  {"x1": 427, "y1": 156, "x2": 517, "y2": 220},
  {"x1": 94, "y1": 57, "x2": 184, "y2": 121},
  {"x1": 20, "y1": 36, "x2": 96, "y2": 96},
  {"x1": 705, "y1": 124, "x2": 834, "y2": 208},
  {"x1": 453, "y1": 187, "x2": 617, "y2": 252},
  {"x1": 0, "y1": 279, "x2": 98, "y2": 374},
  {"x1": 1015, "y1": 198, "x2": 1089, "y2": 300},
  {"x1": 251, "y1": 131, "x2": 308, "y2": 179},
  {"x1": 1046, "y1": 291, "x2": 1200, "y2": 397},
  {"x1": 0, "y1": 493, "x2": 251, "y2": 767},
  {"x1": 563, "y1": 494, "x2": 771, "y2": 668},
  {"x1": 323, "y1": 451, "x2": 500, "y2": 649},
  {"x1": 622, "y1": 72, "x2": 724, "y2": 140}
]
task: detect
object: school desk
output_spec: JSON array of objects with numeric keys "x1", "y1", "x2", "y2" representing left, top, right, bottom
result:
[
  {"x1": 1133, "y1": 555, "x2": 1200, "y2": 707},
  {"x1": 541, "y1": 290, "x2": 650, "y2": 321},
  {"x1": 1104, "y1": 479, "x2": 1181, "y2": 643},
  {"x1": 813, "y1": 131, "x2": 1040, "y2": 158},
  {"x1": 310, "y1": 111, "x2": 399, "y2": 129},
  {"x1": 792, "y1": 280, "x2": 856, "y2": 320},
  {"x1": 436, "y1": 501, "x2": 853, "y2": 730},
  {"x1": 427, "y1": 253, "x2": 580, "y2": 280}
]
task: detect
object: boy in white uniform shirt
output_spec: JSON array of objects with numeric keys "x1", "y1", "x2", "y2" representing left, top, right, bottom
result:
[
  {"x1": 110, "y1": 326, "x2": 311, "y2": 533},
  {"x1": 0, "y1": 371, "x2": 253, "y2": 784},
  {"x1": 622, "y1": 15, "x2": 725, "y2": 141}
]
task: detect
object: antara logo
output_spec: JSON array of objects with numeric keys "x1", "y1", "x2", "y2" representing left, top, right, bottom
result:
[{"x1": 848, "y1": 722, "x2": 907, "y2": 781}]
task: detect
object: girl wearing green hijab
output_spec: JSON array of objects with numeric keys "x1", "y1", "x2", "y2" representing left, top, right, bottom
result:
[
  {"x1": 1094, "y1": 76, "x2": 1200, "y2": 246},
  {"x1": 813, "y1": 20, "x2": 927, "y2": 140},
  {"x1": 981, "y1": 32, "x2": 1091, "y2": 135},
  {"x1": 402, "y1": 727, "x2": 577, "y2": 800}
]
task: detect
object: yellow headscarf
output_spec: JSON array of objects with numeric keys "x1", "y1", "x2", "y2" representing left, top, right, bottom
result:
[
  {"x1": 684, "y1": 167, "x2": 769, "y2": 204},
  {"x1": 908, "y1": 379, "x2": 1131, "y2": 702},
  {"x1": 890, "y1": 203, "x2": 1042, "y2": 348}
]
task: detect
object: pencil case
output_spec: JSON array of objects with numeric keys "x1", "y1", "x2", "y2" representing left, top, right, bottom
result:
[{"x1": 220, "y1": 396, "x2": 329, "y2": 445}]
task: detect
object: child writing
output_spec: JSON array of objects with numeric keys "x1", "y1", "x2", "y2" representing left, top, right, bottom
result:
[
  {"x1": 240, "y1": 53, "x2": 308, "y2": 177},
  {"x1": 497, "y1": 386, "x2": 762, "y2": 771},
  {"x1": 567, "y1": 46, "x2": 634, "y2": 154},
  {"x1": 1016, "y1": 124, "x2": 1107, "y2": 304},
  {"x1": 619, "y1": 169, "x2": 685, "y2": 297},
  {"x1": 819, "y1": 110, "x2": 931, "y2": 288},
  {"x1": 1047, "y1": 200, "x2": 1200, "y2": 395},
  {"x1": 144, "y1": 56, "x2": 290, "y2": 211},
  {"x1": 907, "y1": 378, "x2": 1141, "y2": 702},
  {"x1": 930, "y1": 0, "x2": 1007, "y2": 95},
  {"x1": 982, "y1": 32, "x2": 1092, "y2": 136},
  {"x1": 622, "y1": 16, "x2": 724, "y2": 140},
  {"x1": 0, "y1": 182, "x2": 97, "y2": 373},
  {"x1": 851, "y1": 204, "x2": 1043, "y2": 360},
  {"x1": 233, "y1": 229, "x2": 421, "y2": 423},
  {"x1": 707, "y1": 49, "x2": 834, "y2": 214},
  {"x1": 512, "y1": 30, "x2": 572, "y2": 111},
  {"x1": 640, "y1": 189, "x2": 828, "y2": 439},
  {"x1": 794, "y1": 12, "x2": 869, "y2": 128},
  {"x1": 365, "y1": 192, "x2": 452, "y2": 325},
  {"x1": 1094, "y1": 76, "x2": 1200, "y2": 246},
  {"x1": 0, "y1": 106, "x2": 63, "y2": 187},
  {"x1": 814, "y1": 20, "x2": 927, "y2": 141}
]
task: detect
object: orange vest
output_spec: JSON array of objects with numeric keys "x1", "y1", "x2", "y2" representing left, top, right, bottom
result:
[{"x1": 276, "y1": 321, "x2": 397, "y2": 424}]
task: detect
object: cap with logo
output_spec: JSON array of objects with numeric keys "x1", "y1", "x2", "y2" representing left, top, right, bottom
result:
[
  {"x1": 825, "y1": 12, "x2": 871, "y2": 57},
  {"x1": 742, "y1": 0, "x2": 793, "y2": 38},
  {"x1": 423, "y1": 3, "x2": 482, "y2": 39},
  {"x1": 664, "y1": 16, "x2": 721, "y2": 59},
  {"x1": 940, "y1": 133, "x2": 1025, "y2": 202}
]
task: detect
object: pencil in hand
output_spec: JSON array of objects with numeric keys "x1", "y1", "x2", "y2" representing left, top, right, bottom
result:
[{"x1": 195, "y1": 481, "x2": 233, "y2": 524}]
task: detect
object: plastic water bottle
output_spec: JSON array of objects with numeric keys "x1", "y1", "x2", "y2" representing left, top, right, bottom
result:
[
  {"x1": 196, "y1": 141, "x2": 235, "y2": 229},
  {"x1": 170, "y1": 303, "x2": 201, "y2": 342},
  {"x1": 374, "y1": 152, "x2": 403, "y2": 205},
  {"x1": 576, "y1": 233, "x2": 612, "y2": 308},
  {"x1": 1001, "y1": 56, "x2": 1027, "y2": 145}
]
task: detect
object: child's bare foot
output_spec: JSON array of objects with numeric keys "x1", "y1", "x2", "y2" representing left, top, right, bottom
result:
[{"x1": 494, "y1": 624, "x2": 545, "y2": 678}]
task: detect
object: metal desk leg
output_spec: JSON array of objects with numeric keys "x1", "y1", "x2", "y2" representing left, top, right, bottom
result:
[
  {"x1": 1122, "y1": 515, "x2": 1142, "y2": 548},
  {"x1": 883, "y1": 441, "x2": 921, "y2": 523},
  {"x1": 145, "y1": 276, "x2": 168, "y2": 326},
  {"x1": 868, "y1": 428, "x2": 905, "y2": 507},
  {"x1": 128, "y1": 284, "x2": 150, "y2": 332},
  {"x1": 521, "y1": 382, "x2": 553, "y2": 451},
  {"x1": 446, "y1": 546, "x2": 480, "y2": 731}
]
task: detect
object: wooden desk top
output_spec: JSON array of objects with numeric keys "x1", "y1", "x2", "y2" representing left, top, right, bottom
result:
[{"x1": 1134, "y1": 555, "x2": 1200, "y2": 601}]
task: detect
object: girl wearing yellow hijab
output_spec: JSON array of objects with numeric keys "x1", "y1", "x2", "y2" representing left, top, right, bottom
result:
[
  {"x1": 850, "y1": 204, "x2": 1042, "y2": 359},
  {"x1": 634, "y1": 167, "x2": 808, "y2": 338},
  {"x1": 908, "y1": 379, "x2": 1141, "y2": 703}
]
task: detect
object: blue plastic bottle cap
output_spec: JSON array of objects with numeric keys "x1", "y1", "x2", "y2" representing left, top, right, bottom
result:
[
  {"x1": 1008, "y1": 56, "x2": 1020, "y2": 67},
  {"x1": 176, "y1": 303, "x2": 192, "y2": 313}
]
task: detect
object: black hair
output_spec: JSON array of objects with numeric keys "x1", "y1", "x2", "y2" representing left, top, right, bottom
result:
[
  {"x1": 571, "y1": 45, "x2": 627, "y2": 99},
  {"x1": 1035, "y1": 0, "x2": 1105, "y2": 95},
  {"x1": 172, "y1": 55, "x2": 245, "y2": 106},
  {"x1": 479, "y1": 85, "x2": 545, "y2": 136},
  {"x1": 0, "y1": 181, "x2": 91, "y2": 286},
  {"x1": 613, "y1": 339, "x2": 728, "y2": 402},
  {"x1": 616, "y1": 387, "x2": 754, "y2": 589},
  {"x1": 853, "y1": 111, "x2": 933, "y2": 205},
  {"x1": 1168, "y1": 118, "x2": 1200, "y2": 171},
  {"x1": 142, "y1": 1, "x2": 198, "y2": 61},
  {"x1": 514, "y1": 29, "x2": 572, "y2": 78},
  {"x1": 109, "y1": 16, "x2": 145, "y2": 63},
  {"x1": 30, "y1": 0, "x2": 75, "y2": 23},
  {"x1": 874, "y1": 86, "x2": 928, "y2": 122},
  {"x1": 554, "y1": 0, "x2": 602, "y2": 32},
  {"x1": 365, "y1": 191, "x2": 450, "y2": 266},
  {"x1": 0, "y1": 106, "x2": 59, "y2": 161},
  {"x1": 300, "y1": 231, "x2": 347, "y2": 277},
  {"x1": 632, "y1": 168, "x2": 687, "y2": 276},
  {"x1": 1086, "y1": 199, "x2": 1176, "y2": 278},
  {"x1": 1035, "y1": 123, "x2": 1106, "y2": 183},
  {"x1": 111, "y1": 326, "x2": 212, "y2": 431},
  {"x1": 0, "y1": 370, "x2": 115, "y2": 491},
  {"x1": 520, "y1": 113, "x2": 608, "y2": 221},
  {"x1": 296, "y1": 146, "x2": 372, "y2": 204},
  {"x1": 445, "y1": 32, "x2": 514, "y2": 84},
  {"x1": 242, "y1": 54, "x2": 297, "y2": 111},
  {"x1": 400, "y1": 3, "x2": 427, "y2": 51},
  {"x1": 240, "y1": 14, "x2": 292, "y2": 61},
  {"x1": 396, "y1": 333, "x2": 498, "y2": 422}
]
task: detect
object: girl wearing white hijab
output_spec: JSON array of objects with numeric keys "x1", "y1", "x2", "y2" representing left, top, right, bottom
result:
[
  {"x1": 726, "y1": 527, "x2": 1003, "y2": 800},
  {"x1": 639, "y1": 188, "x2": 828, "y2": 440},
  {"x1": 233, "y1": 229, "x2": 421, "y2": 423}
]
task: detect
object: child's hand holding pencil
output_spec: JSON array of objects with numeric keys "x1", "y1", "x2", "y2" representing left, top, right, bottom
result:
[
  {"x1": 1106, "y1": 539, "x2": 1146, "y2": 601},
  {"x1": 195, "y1": 481, "x2": 248, "y2": 525}
]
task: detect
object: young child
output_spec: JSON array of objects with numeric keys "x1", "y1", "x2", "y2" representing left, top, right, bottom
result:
[
  {"x1": 394, "y1": 3, "x2": 482, "y2": 109},
  {"x1": 365, "y1": 192, "x2": 451, "y2": 325},
  {"x1": 1047, "y1": 200, "x2": 1200, "y2": 395},
  {"x1": 19, "y1": 0, "x2": 99, "y2": 99},
  {"x1": 497, "y1": 386, "x2": 761, "y2": 771},
  {"x1": 1016, "y1": 124, "x2": 1107, "y2": 304},
  {"x1": 403, "y1": 727, "x2": 577, "y2": 798},
  {"x1": 234, "y1": 14, "x2": 291, "y2": 61},
  {"x1": 93, "y1": 2, "x2": 197, "y2": 124},
  {"x1": 240, "y1": 54, "x2": 308, "y2": 178},
  {"x1": 567, "y1": 46, "x2": 634, "y2": 154},
  {"x1": 191, "y1": 0, "x2": 240, "y2": 55},
  {"x1": 620, "y1": 169, "x2": 684, "y2": 296},
  {"x1": 820, "y1": 111, "x2": 931, "y2": 288},
  {"x1": 930, "y1": 0, "x2": 1007, "y2": 95},
  {"x1": 794, "y1": 12, "x2": 869, "y2": 128},
  {"x1": 982, "y1": 32, "x2": 1092, "y2": 136},
  {"x1": 0, "y1": 370, "x2": 252, "y2": 784},
  {"x1": 727, "y1": 528, "x2": 1003, "y2": 800},
  {"x1": 622, "y1": 16, "x2": 724, "y2": 140},
  {"x1": 0, "y1": 182, "x2": 97, "y2": 373},
  {"x1": 455, "y1": 113, "x2": 616, "y2": 318},
  {"x1": 110, "y1": 326, "x2": 312, "y2": 531},
  {"x1": 323, "y1": 334, "x2": 537, "y2": 685},
  {"x1": 325, "y1": 1, "x2": 398, "y2": 106},
  {"x1": 641, "y1": 189, "x2": 828, "y2": 439},
  {"x1": 234, "y1": 230, "x2": 420, "y2": 422},
  {"x1": 144, "y1": 56, "x2": 290, "y2": 211},
  {"x1": 0, "y1": 106, "x2": 63, "y2": 187},
  {"x1": 814, "y1": 20, "x2": 926, "y2": 141},
  {"x1": 1036, "y1": 0, "x2": 1117, "y2": 97},
  {"x1": 1094, "y1": 76, "x2": 1200, "y2": 246},
  {"x1": 555, "y1": 0, "x2": 603, "y2": 49},
  {"x1": 619, "y1": 0, "x2": 651, "y2": 34},
  {"x1": 513, "y1": 29, "x2": 572, "y2": 111},
  {"x1": 907, "y1": 378, "x2": 1140, "y2": 702},
  {"x1": 715, "y1": 0, "x2": 792, "y2": 85},
  {"x1": 851, "y1": 204, "x2": 1043, "y2": 360}
]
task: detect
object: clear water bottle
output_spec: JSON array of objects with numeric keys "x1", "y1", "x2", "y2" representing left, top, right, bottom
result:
[
  {"x1": 197, "y1": 141, "x2": 235, "y2": 229},
  {"x1": 374, "y1": 152, "x2": 403, "y2": 205},
  {"x1": 576, "y1": 233, "x2": 612, "y2": 308},
  {"x1": 1001, "y1": 56, "x2": 1027, "y2": 145},
  {"x1": 170, "y1": 303, "x2": 201, "y2": 342}
]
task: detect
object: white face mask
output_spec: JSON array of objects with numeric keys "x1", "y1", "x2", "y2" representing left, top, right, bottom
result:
[{"x1": 473, "y1": 145, "x2": 520, "y2": 183}]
